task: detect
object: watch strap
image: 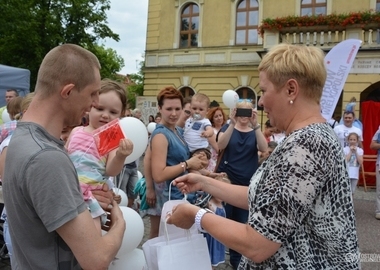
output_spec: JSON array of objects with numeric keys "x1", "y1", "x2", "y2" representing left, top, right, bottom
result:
[{"x1": 195, "y1": 208, "x2": 213, "y2": 233}]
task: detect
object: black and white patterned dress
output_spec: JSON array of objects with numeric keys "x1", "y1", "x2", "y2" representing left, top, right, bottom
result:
[{"x1": 239, "y1": 123, "x2": 359, "y2": 269}]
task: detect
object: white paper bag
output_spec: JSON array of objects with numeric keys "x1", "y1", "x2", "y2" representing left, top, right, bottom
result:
[
  {"x1": 158, "y1": 182, "x2": 198, "y2": 237},
  {"x1": 159, "y1": 198, "x2": 198, "y2": 237},
  {"x1": 157, "y1": 234, "x2": 212, "y2": 270},
  {"x1": 142, "y1": 230, "x2": 193, "y2": 270}
]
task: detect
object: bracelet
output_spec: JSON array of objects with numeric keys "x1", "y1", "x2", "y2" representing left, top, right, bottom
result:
[
  {"x1": 180, "y1": 162, "x2": 186, "y2": 173},
  {"x1": 195, "y1": 208, "x2": 213, "y2": 233},
  {"x1": 184, "y1": 160, "x2": 189, "y2": 169},
  {"x1": 253, "y1": 124, "x2": 261, "y2": 131}
]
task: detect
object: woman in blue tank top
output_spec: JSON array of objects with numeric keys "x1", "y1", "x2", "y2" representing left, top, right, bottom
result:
[{"x1": 150, "y1": 87, "x2": 206, "y2": 206}]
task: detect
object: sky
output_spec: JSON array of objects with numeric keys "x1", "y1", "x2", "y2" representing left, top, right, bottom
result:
[{"x1": 102, "y1": 0, "x2": 149, "y2": 75}]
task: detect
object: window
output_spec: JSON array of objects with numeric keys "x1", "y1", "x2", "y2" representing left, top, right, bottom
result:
[
  {"x1": 301, "y1": 0, "x2": 326, "y2": 16},
  {"x1": 236, "y1": 87, "x2": 256, "y2": 106},
  {"x1": 180, "y1": 87, "x2": 195, "y2": 98},
  {"x1": 180, "y1": 3, "x2": 199, "y2": 48},
  {"x1": 377, "y1": 0, "x2": 380, "y2": 11},
  {"x1": 236, "y1": 0, "x2": 259, "y2": 45}
]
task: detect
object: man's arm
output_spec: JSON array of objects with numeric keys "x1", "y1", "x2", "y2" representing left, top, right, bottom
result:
[
  {"x1": 370, "y1": 139, "x2": 380, "y2": 150},
  {"x1": 56, "y1": 201, "x2": 125, "y2": 270}
]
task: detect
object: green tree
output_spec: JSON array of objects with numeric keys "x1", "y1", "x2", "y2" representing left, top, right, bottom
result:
[
  {"x1": 88, "y1": 45, "x2": 125, "y2": 80},
  {"x1": 127, "y1": 59, "x2": 144, "y2": 109},
  {"x1": 0, "y1": 0, "x2": 123, "y2": 90}
]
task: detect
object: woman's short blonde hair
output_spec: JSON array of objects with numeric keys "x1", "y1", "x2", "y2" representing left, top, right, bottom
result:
[
  {"x1": 258, "y1": 44, "x2": 326, "y2": 103},
  {"x1": 236, "y1": 100, "x2": 254, "y2": 109}
]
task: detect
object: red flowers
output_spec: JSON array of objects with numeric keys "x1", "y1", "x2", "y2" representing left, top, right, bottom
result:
[{"x1": 259, "y1": 10, "x2": 380, "y2": 37}]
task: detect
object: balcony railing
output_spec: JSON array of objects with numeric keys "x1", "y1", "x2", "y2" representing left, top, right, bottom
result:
[{"x1": 263, "y1": 25, "x2": 380, "y2": 49}]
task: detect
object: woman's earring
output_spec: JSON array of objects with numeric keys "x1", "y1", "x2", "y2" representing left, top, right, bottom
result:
[{"x1": 290, "y1": 100, "x2": 294, "y2": 105}]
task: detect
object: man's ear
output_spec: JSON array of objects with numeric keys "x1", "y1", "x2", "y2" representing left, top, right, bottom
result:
[{"x1": 61, "y1": 84, "x2": 75, "y2": 99}]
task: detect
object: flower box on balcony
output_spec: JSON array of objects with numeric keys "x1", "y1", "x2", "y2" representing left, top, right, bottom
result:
[{"x1": 259, "y1": 10, "x2": 380, "y2": 42}]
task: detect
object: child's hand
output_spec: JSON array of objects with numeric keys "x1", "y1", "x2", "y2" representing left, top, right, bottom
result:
[
  {"x1": 116, "y1": 138, "x2": 134, "y2": 158},
  {"x1": 113, "y1": 194, "x2": 121, "y2": 204},
  {"x1": 201, "y1": 130, "x2": 213, "y2": 138}
]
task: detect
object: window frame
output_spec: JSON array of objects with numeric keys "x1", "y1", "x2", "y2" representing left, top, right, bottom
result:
[
  {"x1": 235, "y1": 0, "x2": 259, "y2": 45},
  {"x1": 179, "y1": 3, "x2": 200, "y2": 48},
  {"x1": 300, "y1": 0, "x2": 327, "y2": 16},
  {"x1": 179, "y1": 87, "x2": 195, "y2": 98}
]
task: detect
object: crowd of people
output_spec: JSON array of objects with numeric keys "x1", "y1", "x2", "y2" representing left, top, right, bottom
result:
[{"x1": 0, "y1": 42, "x2": 378, "y2": 269}]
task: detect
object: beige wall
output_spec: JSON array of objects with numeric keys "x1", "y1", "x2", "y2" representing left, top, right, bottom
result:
[
  {"x1": 262, "y1": 0, "x2": 296, "y2": 18},
  {"x1": 144, "y1": 0, "x2": 380, "y2": 124},
  {"x1": 202, "y1": 0, "x2": 231, "y2": 47},
  {"x1": 332, "y1": 0, "x2": 370, "y2": 13}
]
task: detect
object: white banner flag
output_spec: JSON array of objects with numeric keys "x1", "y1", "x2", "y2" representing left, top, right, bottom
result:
[{"x1": 321, "y1": 39, "x2": 362, "y2": 120}]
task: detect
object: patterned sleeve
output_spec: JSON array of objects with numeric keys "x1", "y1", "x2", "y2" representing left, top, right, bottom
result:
[{"x1": 248, "y1": 131, "x2": 334, "y2": 243}]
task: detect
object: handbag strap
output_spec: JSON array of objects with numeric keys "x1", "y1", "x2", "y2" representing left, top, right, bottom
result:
[{"x1": 213, "y1": 149, "x2": 225, "y2": 173}]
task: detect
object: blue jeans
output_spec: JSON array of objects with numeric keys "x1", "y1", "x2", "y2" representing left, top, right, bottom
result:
[
  {"x1": 225, "y1": 203, "x2": 248, "y2": 270},
  {"x1": 3, "y1": 219, "x2": 13, "y2": 265}
]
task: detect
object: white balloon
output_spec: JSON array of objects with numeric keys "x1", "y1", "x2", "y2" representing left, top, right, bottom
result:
[
  {"x1": 112, "y1": 188, "x2": 128, "y2": 207},
  {"x1": 147, "y1": 122, "x2": 156, "y2": 133},
  {"x1": 2, "y1": 109, "x2": 11, "y2": 123},
  {"x1": 137, "y1": 170, "x2": 143, "y2": 180},
  {"x1": 222, "y1": 90, "x2": 239, "y2": 109},
  {"x1": 116, "y1": 206, "x2": 144, "y2": 257},
  {"x1": 119, "y1": 117, "x2": 149, "y2": 164},
  {"x1": 109, "y1": 248, "x2": 146, "y2": 270}
]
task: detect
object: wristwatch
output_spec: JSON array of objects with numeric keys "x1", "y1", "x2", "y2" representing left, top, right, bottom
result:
[{"x1": 195, "y1": 208, "x2": 214, "y2": 233}]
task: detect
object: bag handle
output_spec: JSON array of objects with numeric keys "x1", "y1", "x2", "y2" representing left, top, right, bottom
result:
[
  {"x1": 164, "y1": 181, "x2": 191, "y2": 244},
  {"x1": 168, "y1": 180, "x2": 188, "y2": 201}
]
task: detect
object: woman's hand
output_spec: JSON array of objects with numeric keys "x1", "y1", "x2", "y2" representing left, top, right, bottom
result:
[
  {"x1": 146, "y1": 187, "x2": 156, "y2": 207},
  {"x1": 229, "y1": 109, "x2": 237, "y2": 125},
  {"x1": 249, "y1": 108, "x2": 258, "y2": 127},
  {"x1": 166, "y1": 203, "x2": 199, "y2": 229},
  {"x1": 172, "y1": 173, "x2": 208, "y2": 194}
]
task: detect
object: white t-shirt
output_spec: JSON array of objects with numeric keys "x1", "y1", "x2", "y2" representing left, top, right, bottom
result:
[
  {"x1": 343, "y1": 146, "x2": 363, "y2": 179},
  {"x1": 0, "y1": 136, "x2": 11, "y2": 153},
  {"x1": 183, "y1": 117, "x2": 211, "y2": 152},
  {"x1": 333, "y1": 124, "x2": 363, "y2": 148}
]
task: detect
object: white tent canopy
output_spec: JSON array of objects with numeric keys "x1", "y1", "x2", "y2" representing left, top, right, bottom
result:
[{"x1": 0, "y1": 64, "x2": 30, "y2": 107}]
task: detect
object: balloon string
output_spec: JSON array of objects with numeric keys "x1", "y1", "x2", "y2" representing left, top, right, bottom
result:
[
  {"x1": 70, "y1": 140, "x2": 94, "y2": 170},
  {"x1": 115, "y1": 166, "x2": 126, "y2": 194}
]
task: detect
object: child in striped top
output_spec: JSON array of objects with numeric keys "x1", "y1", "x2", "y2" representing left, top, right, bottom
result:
[{"x1": 66, "y1": 79, "x2": 133, "y2": 233}]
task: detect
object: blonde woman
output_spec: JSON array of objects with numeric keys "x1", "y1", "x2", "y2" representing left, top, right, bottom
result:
[{"x1": 168, "y1": 44, "x2": 359, "y2": 270}]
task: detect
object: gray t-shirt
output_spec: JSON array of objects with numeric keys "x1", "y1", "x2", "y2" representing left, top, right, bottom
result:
[{"x1": 3, "y1": 122, "x2": 87, "y2": 269}]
